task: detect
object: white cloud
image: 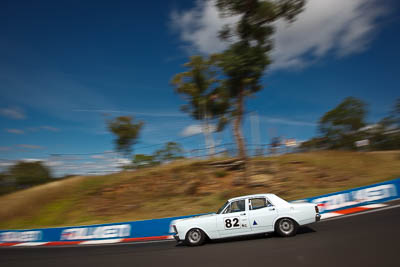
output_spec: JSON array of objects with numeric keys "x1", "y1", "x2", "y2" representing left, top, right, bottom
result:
[
  {"x1": 0, "y1": 107, "x2": 26, "y2": 120},
  {"x1": 0, "y1": 161, "x2": 14, "y2": 168},
  {"x1": 56, "y1": 153, "x2": 130, "y2": 175},
  {"x1": 271, "y1": 0, "x2": 388, "y2": 69},
  {"x1": 181, "y1": 124, "x2": 217, "y2": 136},
  {"x1": 170, "y1": 0, "x2": 388, "y2": 70},
  {"x1": 0, "y1": 153, "x2": 130, "y2": 176},
  {"x1": 17, "y1": 144, "x2": 44, "y2": 150},
  {"x1": 57, "y1": 156, "x2": 131, "y2": 175},
  {"x1": 182, "y1": 124, "x2": 203, "y2": 136},
  {"x1": 39, "y1": 126, "x2": 60, "y2": 132},
  {"x1": 21, "y1": 158, "x2": 42, "y2": 162},
  {"x1": 73, "y1": 109, "x2": 185, "y2": 118},
  {"x1": 4, "y1": 126, "x2": 59, "y2": 134},
  {"x1": 90, "y1": 154, "x2": 106, "y2": 159},
  {"x1": 259, "y1": 116, "x2": 317, "y2": 127},
  {"x1": 5, "y1": 128, "x2": 24, "y2": 134},
  {"x1": 112, "y1": 158, "x2": 131, "y2": 166},
  {"x1": 170, "y1": 0, "x2": 240, "y2": 54},
  {"x1": 44, "y1": 159, "x2": 64, "y2": 167}
]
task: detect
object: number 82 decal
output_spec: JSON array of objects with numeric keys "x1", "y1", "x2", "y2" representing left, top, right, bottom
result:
[{"x1": 224, "y1": 217, "x2": 240, "y2": 229}]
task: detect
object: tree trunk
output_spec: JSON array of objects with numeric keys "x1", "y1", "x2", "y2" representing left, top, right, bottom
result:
[
  {"x1": 232, "y1": 89, "x2": 249, "y2": 185},
  {"x1": 233, "y1": 90, "x2": 247, "y2": 159},
  {"x1": 202, "y1": 115, "x2": 215, "y2": 157}
]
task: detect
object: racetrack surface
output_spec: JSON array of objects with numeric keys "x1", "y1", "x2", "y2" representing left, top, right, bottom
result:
[{"x1": 1, "y1": 206, "x2": 399, "y2": 267}]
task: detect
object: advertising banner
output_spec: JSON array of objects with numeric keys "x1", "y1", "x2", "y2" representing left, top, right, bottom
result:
[
  {"x1": 0, "y1": 215, "x2": 194, "y2": 243},
  {"x1": 301, "y1": 178, "x2": 400, "y2": 213}
]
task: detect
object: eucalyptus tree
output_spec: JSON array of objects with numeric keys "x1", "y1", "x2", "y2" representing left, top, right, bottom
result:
[
  {"x1": 171, "y1": 55, "x2": 229, "y2": 156},
  {"x1": 215, "y1": 0, "x2": 306, "y2": 159},
  {"x1": 319, "y1": 97, "x2": 367, "y2": 149},
  {"x1": 107, "y1": 116, "x2": 144, "y2": 156}
]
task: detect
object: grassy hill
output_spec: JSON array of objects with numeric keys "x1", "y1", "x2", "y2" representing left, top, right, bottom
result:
[{"x1": 1, "y1": 150, "x2": 399, "y2": 229}]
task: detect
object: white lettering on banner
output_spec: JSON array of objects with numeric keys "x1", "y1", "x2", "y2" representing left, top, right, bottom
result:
[
  {"x1": 60, "y1": 224, "x2": 131, "y2": 240},
  {"x1": 0, "y1": 231, "x2": 42, "y2": 242},
  {"x1": 312, "y1": 184, "x2": 397, "y2": 212}
]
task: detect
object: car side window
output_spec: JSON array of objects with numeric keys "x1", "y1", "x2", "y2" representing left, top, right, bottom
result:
[
  {"x1": 223, "y1": 200, "x2": 245, "y2": 214},
  {"x1": 250, "y1": 198, "x2": 271, "y2": 210}
]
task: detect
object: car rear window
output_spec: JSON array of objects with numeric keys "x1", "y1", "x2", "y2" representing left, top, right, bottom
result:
[{"x1": 250, "y1": 198, "x2": 269, "y2": 210}]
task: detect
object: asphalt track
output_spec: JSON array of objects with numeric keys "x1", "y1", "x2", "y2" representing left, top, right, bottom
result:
[{"x1": 1, "y1": 206, "x2": 400, "y2": 267}]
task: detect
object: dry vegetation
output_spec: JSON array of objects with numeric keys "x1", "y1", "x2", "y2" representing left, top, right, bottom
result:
[{"x1": 1, "y1": 150, "x2": 399, "y2": 229}]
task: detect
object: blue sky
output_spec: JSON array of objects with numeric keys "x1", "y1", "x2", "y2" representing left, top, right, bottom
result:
[{"x1": 0, "y1": 0, "x2": 399, "y2": 175}]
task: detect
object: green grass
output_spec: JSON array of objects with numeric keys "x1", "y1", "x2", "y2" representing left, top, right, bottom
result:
[{"x1": 0, "y1": 150, "x2": 399, "y2": 229}]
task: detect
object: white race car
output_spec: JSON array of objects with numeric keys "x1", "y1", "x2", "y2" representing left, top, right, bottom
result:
[{"x1": 170, "y1": 193, "x2": 320, "y2": 246}]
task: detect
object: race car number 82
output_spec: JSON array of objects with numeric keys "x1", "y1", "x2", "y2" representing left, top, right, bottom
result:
[{"x1": 224, "y1": 217, "x2": 240, "y2": 229}]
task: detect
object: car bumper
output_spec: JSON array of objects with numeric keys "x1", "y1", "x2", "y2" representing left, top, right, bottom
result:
[
  {"x1": 173, "y1": 234, "x2": 180, "y2": 241},
  {"x1": 316, "y1": 213, "x2": 321, "y2": 222}
]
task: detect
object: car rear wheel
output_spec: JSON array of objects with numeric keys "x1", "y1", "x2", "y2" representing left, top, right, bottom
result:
[
  {"x1": 185, "y1": 228, "x2": 206, "y2": 246},
  {"x1": 275, "y1": 218, "x2": 297, "y2": 237}
]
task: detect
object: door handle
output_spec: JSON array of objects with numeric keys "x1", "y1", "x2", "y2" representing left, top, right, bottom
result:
[
  {"x1": 241, "y1": 213, "x2": 246, "y2": 216},
  {"x1": 269, "y1": 208, "x2": 275, "y2": 211}
]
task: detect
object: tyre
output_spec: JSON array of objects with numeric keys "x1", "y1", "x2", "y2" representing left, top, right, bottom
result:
[
  {"x1": 185, "y1": 228, "x2": 206, "y2": 246},
  {"x1": 275, "y1": 218, "x2": 298, "y2": 237}
]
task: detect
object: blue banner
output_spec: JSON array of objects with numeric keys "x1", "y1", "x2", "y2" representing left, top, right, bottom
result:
[
  {"x1": 0, "y1": 215, "x2": 195, "y2": 243},
  {"x1": 300, "y1": 178, "x2": 400, "y2": 213}
]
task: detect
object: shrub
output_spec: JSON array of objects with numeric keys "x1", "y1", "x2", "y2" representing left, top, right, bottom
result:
[
  {"x1": 9, "y1": 161, "x2": 52, "y2": 187},
  {"x1": 214, "y1": 170, "x2": 227, "y2": 178}
]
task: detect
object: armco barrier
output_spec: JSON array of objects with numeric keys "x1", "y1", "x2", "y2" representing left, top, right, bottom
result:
[
  {"x1": 1, "y1": 178, "x2": 399, "y2": 245},
  {"x1": 0, "y1": 215, "x2": 195, "y2": 244},
  {"x1": 299, "y1": 178, "x2": 400, "y2": 213}
]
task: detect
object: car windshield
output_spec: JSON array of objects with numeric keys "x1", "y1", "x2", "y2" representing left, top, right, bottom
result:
[{"x1": 216, "y1": 201, "x2": 229, "y2": 214}]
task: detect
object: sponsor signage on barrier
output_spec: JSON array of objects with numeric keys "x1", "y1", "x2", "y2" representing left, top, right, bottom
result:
[
  {"x1": 0, "y1": 215, "x2": 195, "y2": 243},
  {"x1": 302, "y1": 178, "x2": 400, "y2": 213},
  {"x1": 60, "y1": 224, "x2": 131, "y2": 240},
  {"x1": 0, "y1": 231, "x2": 42, "y2": 242},
  {"x1": 1, "y1": 178, "x2": 399, "y2": 243}
]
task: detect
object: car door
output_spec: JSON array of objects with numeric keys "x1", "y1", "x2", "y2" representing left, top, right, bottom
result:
[
  {"x1": 248, "y1": 197, "x2": 278, "y2": 233},
  {"x1": 216, "y1": 199, "x2": 251, "y2": 237}
]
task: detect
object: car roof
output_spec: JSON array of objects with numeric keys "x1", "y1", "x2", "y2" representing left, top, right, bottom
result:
[{"x1": 228, "y1": 193, "x2": 275, "y2": 202}]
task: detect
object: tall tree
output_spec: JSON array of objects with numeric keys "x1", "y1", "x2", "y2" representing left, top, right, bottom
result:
[
  {"x1": 107, "y1": 116, "x2": 144, "y2": 156},
  {"x1": 215, "y1": 0, "x2": 305, "y2": 159},
  {"x1": 171, "y1": 55, "x2": 229, "y2": 156},
  {"x1": 319, "y1": 97, "x2": 367, "y2": 149}
]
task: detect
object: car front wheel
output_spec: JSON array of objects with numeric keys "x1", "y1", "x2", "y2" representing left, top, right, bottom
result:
[
  {"x1": 185, "y1": 228, "x2": 206, "y2": 246},
  {"x1": 275, "y1": 218, "x2": 297, "y2": 237}
]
